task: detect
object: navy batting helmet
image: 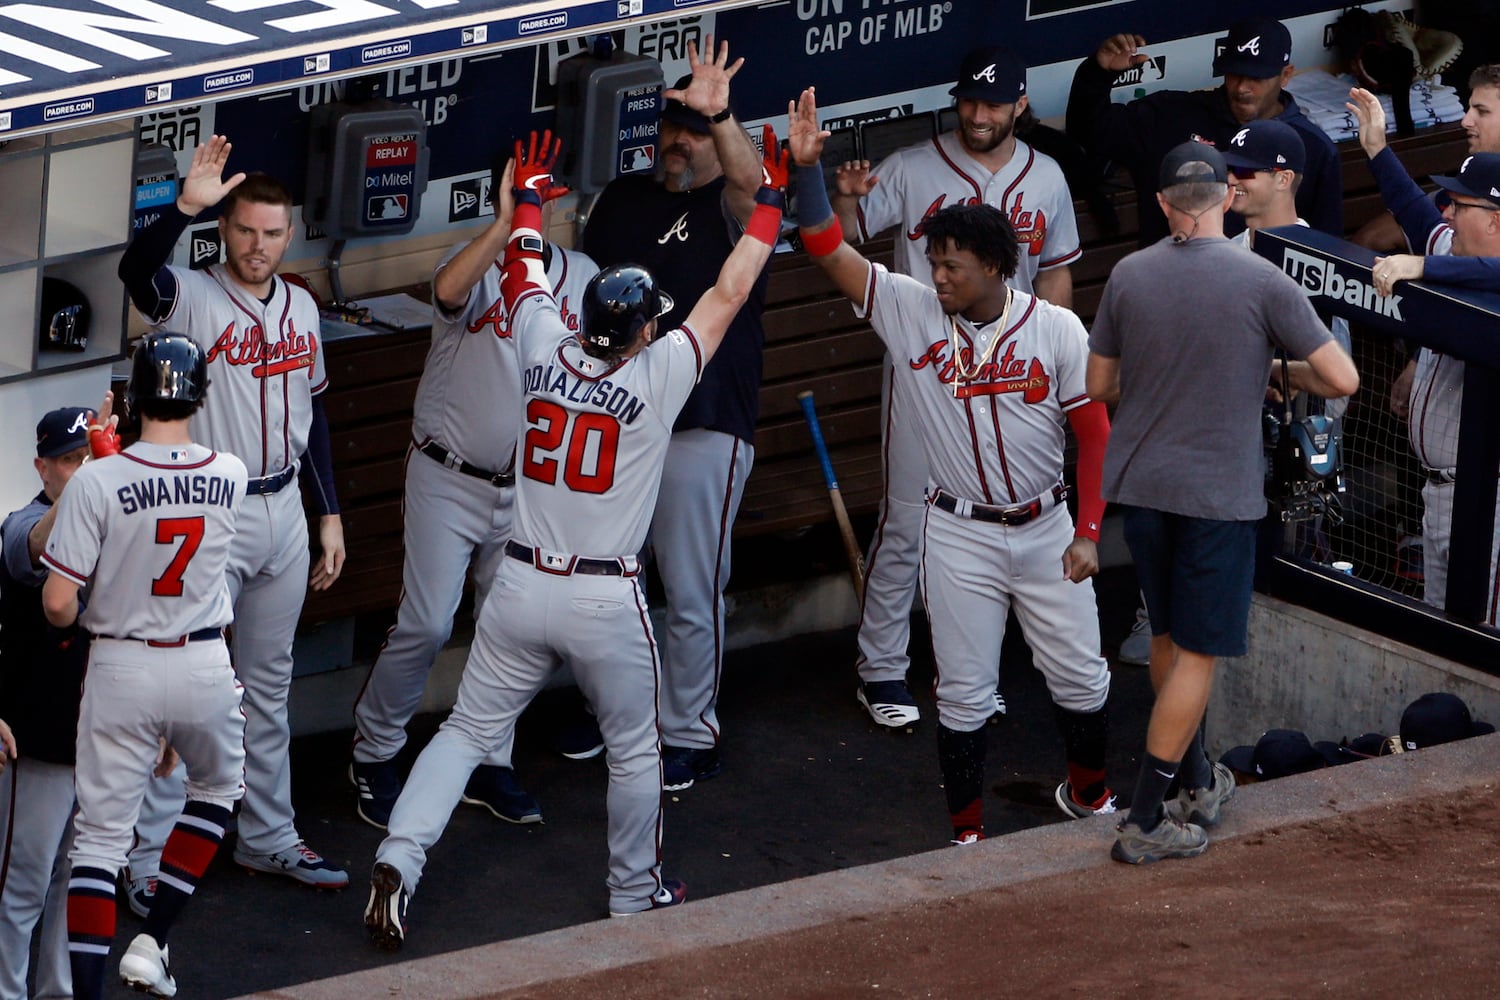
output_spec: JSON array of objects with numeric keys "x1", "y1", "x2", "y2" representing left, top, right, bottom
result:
[
  {"x1": 580, "y1": 264, "x2": 674, "y2": 353},
  {"x1": 127, "y1": 332, "x2": 208, "y2": 411},
  {"x1": 39, "y1": 277, "x2": 90, "y2": 352}
]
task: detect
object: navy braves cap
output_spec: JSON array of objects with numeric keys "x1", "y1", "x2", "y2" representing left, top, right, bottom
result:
[
  {"x1": 1213, "y1": 17, "x2": 1293, "y2": 79},
  {"x1": 1430, "y1": 154, "x2": 1500, "y2": 208},
  {"x1": 1221, "y1": 119, "x2": 1306, "y2": 174},
  {"x1": 949, "y1": 46, "x2": 1027, "y2": 104},
  {"x1": 36, "y1": 406, "x2": 94, "y2": 458},
  {"x1": 1221, "y1": 728, "x2": 1336, "y2": 779},
  {"x1": 1399, "y1": 692, "x2": 1495, "y2": 751},
  {"x1": 661, "y1": 74, "x2": 714, "y2": 135},
  {"x1": 1158, "y1": 140, "x2": 1228, "y2": 189}
]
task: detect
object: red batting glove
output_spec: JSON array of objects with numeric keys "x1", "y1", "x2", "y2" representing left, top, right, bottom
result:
[
  {"x1": 87, "y1": 421, "x2": 120, "y2": 459},
  {"x1": 756, "y1": 124, "x2": 789, "y2": 209},
  {"x1": 512, "y1": 130, "x2": 570, "y2": 206}
]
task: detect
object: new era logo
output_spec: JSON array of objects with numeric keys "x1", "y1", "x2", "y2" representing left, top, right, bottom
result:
[
  {"x1": 190, "y1": 228, "x2": 222, "y2": 269},
  {"x1": 461, "y1": 25, "x2": 487, "y2": 45},
  {"x1": 304, "y1": 53, "x2": 330, "y2": 74},
  {"x1": 452, "y1": 188, "x2": 477, "y2": 214},
  {"x1": 145, "y1": 83, "x2": 171, "y2": 104}
]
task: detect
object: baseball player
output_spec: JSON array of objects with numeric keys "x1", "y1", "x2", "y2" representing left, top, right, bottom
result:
[
  {"x1": 831, "y1": 45, "x2": 1082, "y2": 732},
  {"x1": 42, "y1": 333, "x2": 248, "y2": 1000},
  {"x1": 349, "y1": 159, "x2": 597, "y2": 830},
  {"x1": 580, "y1": 37, "x2": 768, "y2": 791},
  {"x1": 117, "y1": 135, "x2": 348, "y2": 891},
  {"x1": 0, "y1": 407, "x2": 95, "y2": 1000},
  {"x1": 365, "y1": 128, "x2": 787, "y2": 946},
  {"x1": 791, "y1": 89, "x2": 1117, "y2": 843},
  {"x1": 1348, "y1": 88, "x2": 1500, "y2": 618}
]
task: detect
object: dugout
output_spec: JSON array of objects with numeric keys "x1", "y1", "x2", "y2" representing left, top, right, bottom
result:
[{"x1": 1, "y1": 0, "x2": 1492, "y2": 695}]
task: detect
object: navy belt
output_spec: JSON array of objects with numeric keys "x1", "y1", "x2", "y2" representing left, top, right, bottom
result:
[
  {"x1": 420, "y1": 441, "x2": 515, "y2": 488},
  {"x1": 97, "y1": 627, "x2": 224, "y2": 648},
  {"x1": 930, "y1": 484, "x2": 1068, "y2": 527},
  {"x1": 246, "y1": 465, "x2": 296, "y2": 496},
  {"x1": 505, "y1": 540, "x2": 638, "y2": 577},
  {"x1": 1423, "y1": 466, "x2": 1456, "y2": 486}
]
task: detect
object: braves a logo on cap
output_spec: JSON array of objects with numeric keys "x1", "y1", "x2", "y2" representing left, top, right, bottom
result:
[
  {"x1": 1232, "y1": 128, "x2": 1249, "y2": 147},
  {"x1": 67, "y1": 411, "x2": 90, "y2": 434},
  {"x1": 973, "y1": 63, "x2": 998, "y2": 83},
  {"x1": 1237, "y1": 35, "x2": 1261, "y2": 55}
]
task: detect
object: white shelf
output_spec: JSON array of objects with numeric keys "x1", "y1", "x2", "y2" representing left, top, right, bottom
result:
[
  {"x1": 0, "y1": 153, "x2": 43, "y2": 268},
  {"x1": 44, "y1": 140, "x2": 133, "y2": 257},
  {"x1": 49, "y1": 119, "x2": 134, "y2": 146},
  {"x1": 0, "y1": 269, "x2": 37, "y2": 373}
]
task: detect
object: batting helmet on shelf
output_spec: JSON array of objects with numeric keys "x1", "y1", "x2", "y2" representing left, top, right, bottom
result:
[
  {"x1": 126, "y1": 332, "x2": 208, "y2": 411},
  {"x1": 39, "y1": 277, "x2": 90, "y2": 352},
  {"x1": 580, "y1": 264, "x2": 674, "y2": 353}
]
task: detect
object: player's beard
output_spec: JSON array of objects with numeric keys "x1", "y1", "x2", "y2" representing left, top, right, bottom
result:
[
  {"x1": 657, "y1": 144, "x2": 696, "y2": 191},
  {"x1": 959, "y1": 117, "x2": 1014, "y2": 156}
]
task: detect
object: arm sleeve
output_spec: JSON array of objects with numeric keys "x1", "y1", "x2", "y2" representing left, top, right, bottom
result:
[
  {"x1": 1065, "y1": 58, "x2": 1139, "y2": 166},
  {"x1": 1066, "y1": 401, "x2": 1109, "y2": 541},
  {"x1": 118, "y1": 205, "x2": 194, "y2": 322},
  {"x1": 299, "y1": 395, "x2": 340, "y2": 516},
  {"x1": 1, "y1": 507, "x2": 47, "y2": 585},
  {"x1": 1419, "y1": 254, "x2": 1500, "y2": 290},
  {"x1": 1367, "y1": 147, "x2": 1445, "y2": 251}
]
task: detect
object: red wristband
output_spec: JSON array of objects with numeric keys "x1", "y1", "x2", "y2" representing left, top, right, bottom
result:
[
  {"x1": 800, "y1": 217, "x2": 844, "y2": 256},
  {"x1": 745, "y1": 202, "x2": 782, "y2": 247}
]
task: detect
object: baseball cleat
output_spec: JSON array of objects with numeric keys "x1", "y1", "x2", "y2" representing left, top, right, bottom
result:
[
  {"x1": 950, "y1": 829, "x2": 985, "y2": 846},
  {"x1": 856, "y1": 680, "x2": 920, "y2": 728},
  {"x1": 609, "y1": 878, "x2": 687, "y2": 917},
  {"x1": 1054, "y1": 781, "x2": 1119, "y2": 819},
  {"x1": 365, "y1": 862, "x2": 410, "y2": 951},
  {"x1": 991, "y1": 689, "x2": 1007, "y2": 719},
  {"x1": 554, "y1": 718, "x2": 605, "y2": 760},
  {"x1": 661, "y1": 746, "x2": 721, "y2": 791},
  {"x1": 234, "y1": 841, "x2": 350, "y2": 889},
  {"x1": 1166, "y1": 760, "x2": 1237, "y2": 828},
  {"x1": 350, "y1": 759, "x2": 403, "y2": 830},
  {"x1": 461, "y1": 765, "x2": 543, "y2": 824},
  {"x1": 124, "y1": 870, "x2": 157, "y2": 919},
  {"x1": 119, "y1": 932, "x2": 177, "y2": 998},
  {"x1": 1111, "y1": 815, "x2": 1208, "y2": 864}
]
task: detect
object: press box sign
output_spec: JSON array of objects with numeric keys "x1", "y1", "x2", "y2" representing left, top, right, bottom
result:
[{"x1": 364, "y1": 132, "x2": 419, "y2": 227}]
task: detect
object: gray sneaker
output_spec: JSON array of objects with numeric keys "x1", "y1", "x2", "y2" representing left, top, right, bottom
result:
[
  {"x1": 1111, "y1": 815, "x2": 1209, "y2": 864},
  {"x1": 1167, "y1": 760, "x2": 1237, "y2": 828},
  {"x1": 1117, "y1": 607, "x2": 1152, "y2": 665}
]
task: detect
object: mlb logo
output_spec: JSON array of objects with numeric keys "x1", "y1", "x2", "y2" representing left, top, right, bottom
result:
[
  {"x1": 462, "y1": 25, "x2": 488, "y2": 45},
  {"x1": 368, "y1": 194, "x2": 409, "y2": 222},
  {"x1": 620, "y1": 144, "x2": 654, "y2": 174},
  {"x1": 145, "y1": 83, "x2": 171, "y2": 104},
  {"x1": 189, "y1": 227, "x2": 222, "y2": 269}
]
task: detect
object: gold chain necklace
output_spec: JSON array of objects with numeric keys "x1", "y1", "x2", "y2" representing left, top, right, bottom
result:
[{"x1": 949, "y1": 287, "x2": 1013, "y2": 396}]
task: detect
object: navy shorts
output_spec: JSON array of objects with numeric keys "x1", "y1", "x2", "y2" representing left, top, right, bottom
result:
[{"x1": 1121, "y1": 506, "x2": 1258, "y2": 658}]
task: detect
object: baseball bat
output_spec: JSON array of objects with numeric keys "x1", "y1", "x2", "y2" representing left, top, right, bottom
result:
[{"x1": 797, "y1": 390, "x2": 866, "y2": 602}]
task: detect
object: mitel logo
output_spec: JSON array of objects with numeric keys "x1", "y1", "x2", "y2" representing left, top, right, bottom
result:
[
  {"x1": 44, "y1": 98, "x2": 93, "y2": 122},
  {"x1": 363, "y1": 40, "x2": 412, "y2": 63},
  {"x1": 304, "y1": 54, "x2": 330, "y2": 74},
  {"x1": 462, "y1": 25, "x2": 488, "y2": 45},
  {"x1": 203, "y1": 69, "x2": 253, "y2": 93},
  {"x1": 1281, "y1": 248, "x2": 1403, "y2": 320},
  {"x1": 145, "y1": 83, "x2": 172, "y2": 104},
  {"x1": 190, "y1": 227, "x2": 222, "y2": 269},
  {"x1": 519, "y1": 12, "x2": 567, "y2": 34}
]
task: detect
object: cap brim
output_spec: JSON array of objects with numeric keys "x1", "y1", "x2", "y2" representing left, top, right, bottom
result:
[
  {"x1": 949, "y1": 83, "x2": 1022, "y2": 103},
  {"x1": 1214, "y1": 55, "x2": 1282, "y2": 79},
  {"x1": 1430, "y1": 174, "x2": 1500, "y2": 205},
  {"x1": 1475, "y1": 721, "x2": 1496, "y2": 736},
  {"x1": 1221, "y1": 150, "x2": 1271, "y2": 170},
  {"x1": 1313, "y1": 740, "x2": 1362, "y2": 766},
  {"x1": 661, "y1": 104, "x2": 711, "y2": 135},
  {"x1": 1220, "y1": 744, "x2": 1257, "y2": 774}
]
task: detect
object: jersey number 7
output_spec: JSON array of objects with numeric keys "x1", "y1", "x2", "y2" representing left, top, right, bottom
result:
[
  {"x1": 522, "y1": 399, "x2": 619, "y2": 494},
  {"x1": 152, "y1": 516, "x2": 205, "y2": 597}
]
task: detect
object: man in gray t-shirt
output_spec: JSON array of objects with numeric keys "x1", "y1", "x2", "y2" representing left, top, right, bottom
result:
[{"x1": 1086, "y1": 142, "x2": 1358, "y2": 866}]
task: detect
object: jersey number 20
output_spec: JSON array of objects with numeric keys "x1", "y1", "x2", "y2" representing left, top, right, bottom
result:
[
  {"x1": 153, "y1": 516, "x2": 205, "y2": 597},
  {"x1": 522, "y1": 399, "x2": 619, "y2": 494}
]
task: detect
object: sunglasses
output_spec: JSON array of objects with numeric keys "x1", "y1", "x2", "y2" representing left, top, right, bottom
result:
[
  {"x1": 1449, "y1": 198, "x2": 1500, "y2": 213},
  {"x1": 1228, "y1": 165, "x2": 1275, "y2": 180}
]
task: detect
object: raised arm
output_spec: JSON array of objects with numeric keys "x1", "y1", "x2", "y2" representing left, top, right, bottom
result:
[
  {"x1": 1346, "y1": 88, "x2": 1444, "y2": 248},
  {"x1": 667, "y1": 35, "x2": 763, "y2": 223},
  {"x1": 1065, "y1": 34, "x2": 1150, "y2": 162},
  {"x1": 789, "y1": 88, "x2": 874, "y2": 305},
  {"x1": 682, "y1": 124, "x2": 788, "y2": 362},
  {"x1": 433, "y1": 200, "x2": 515, "y2": 314}
]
